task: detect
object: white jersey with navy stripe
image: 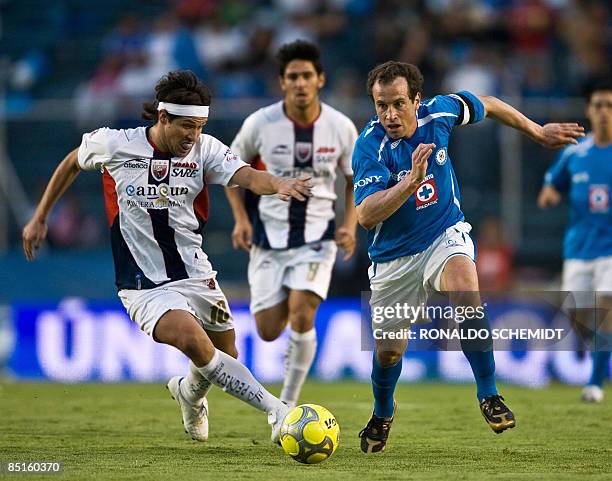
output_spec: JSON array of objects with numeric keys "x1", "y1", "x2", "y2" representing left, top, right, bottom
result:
[
  {"x1": 231, "y1": 101, "x2": 357, "y2": 249},
  {"x1": 77, "y1": 126, "x2": 247, "y2": 290}
]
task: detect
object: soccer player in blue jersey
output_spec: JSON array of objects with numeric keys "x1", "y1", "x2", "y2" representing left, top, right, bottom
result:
[
  {"x1": 538, "y1": 81, "x2": 612, "y2": 403},
  {"x1": 353, "y1": 61, "x2": 585, "y2": 453}
]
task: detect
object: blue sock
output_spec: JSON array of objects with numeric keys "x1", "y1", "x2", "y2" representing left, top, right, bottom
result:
[
  {"x1": 459, "y1": 311, "x2": 498, "y2": 401},
  {"x1": 588, "y1": 332, "x2": 612, "y2": 387},
  {"x1": 371, "y1": 353, "x2": 402, "y2": 418},
  {"x1": 463, "y1": 350, "x2": 498, "y2": 401}
]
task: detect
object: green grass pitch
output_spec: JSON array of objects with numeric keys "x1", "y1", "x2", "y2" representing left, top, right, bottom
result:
[{"x1": 1, "y1": 381, "x2": 610, "y2": 480}]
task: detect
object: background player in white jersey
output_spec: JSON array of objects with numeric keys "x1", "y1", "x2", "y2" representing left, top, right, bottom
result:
[
  {"x1": 21, "y1": 70, "x2": 312, "y2": 444},
  {"x1": 225, "y1": 41, "x2": 358, "y2": 407},
  {"x1": 353, "y1": 61, "x2": 585, "y2": 453},
  {"x1": 538, "y1": 81, "x2": 612, "y2": 403}
]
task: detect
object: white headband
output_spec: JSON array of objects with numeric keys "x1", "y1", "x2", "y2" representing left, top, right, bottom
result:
[{"x1": 157, "y1": 102, "x2": 209, "y2": 117}]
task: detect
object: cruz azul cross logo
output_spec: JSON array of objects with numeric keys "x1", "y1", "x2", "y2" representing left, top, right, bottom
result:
[
  {"x1": 589, "y1": 185, "x2": 609, "y2": 213},
  {"x1": 415, "y1": 174, "x2": 438, "y2": 210}
]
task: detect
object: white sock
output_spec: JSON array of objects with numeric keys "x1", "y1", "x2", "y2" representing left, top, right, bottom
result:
[
  {"x1": 180, "y1": 361, "x2": 213, "y2": 404},
  {"x1": 280, "y1": 328, "x2": 317, "y2": 406},
  {"x1": 197, "y1": 349, "x2": 283, "y2": 414}
]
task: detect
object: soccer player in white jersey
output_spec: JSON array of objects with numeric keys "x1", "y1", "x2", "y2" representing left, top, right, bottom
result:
[
  {"x1": 353, "y1": 61, "x2": 584, "y2": 453},
  {"x1": 22, "y1": 70, "x2": 312, "y2": 444},
  {"x1": 225, "y1": 40, "x2": 358, "y2": 407},
  {"x1": 538, "y1": 81, "x2": 612, "y2": 403}
]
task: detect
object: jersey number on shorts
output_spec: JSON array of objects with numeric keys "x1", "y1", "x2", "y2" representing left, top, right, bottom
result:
[
  {"x1": 210, "y1": 300, "x2": 230, "y2": 324},
  {"x1": 306, "y1": 263, "x2": 320, "y2": 282}
]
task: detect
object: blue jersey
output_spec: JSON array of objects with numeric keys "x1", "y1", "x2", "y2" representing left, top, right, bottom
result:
[
  {"x1": 544, "y1": 135, "x2": 612, "y2": 260},
  {"x1": 352, "y1": 91, "x2": 485, "y2": 262}
]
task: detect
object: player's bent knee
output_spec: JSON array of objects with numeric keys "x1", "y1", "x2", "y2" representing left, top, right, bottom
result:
[
  {"x1": 254, "y1": 313, "x2": 286, "y2": 341},
  {"x1": 256, "y1": 325, "x2": 283, "y2": 342},
  {"x1": 169, "y1": 326, "x2": 214, "y2": 364},
  {"x1": 288, "y1": 311, "x2": 315, "y2": 332},
  {"x1": 377, "y1": 350, "x2": 403, "y2": 367}
]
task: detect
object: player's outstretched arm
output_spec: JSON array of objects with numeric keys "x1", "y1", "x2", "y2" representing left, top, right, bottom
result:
[
  {"x1": 229, "y1": 166, "x2": 312, "y2": 202},
  {"x1": 22, "y1": 148, "x2": 81, "y2": 261},
  {"x1": 537, "y1": 185, "x2": 562, "y2": 209},
  {"x1": 224, "y1": 186, "x2": 252, "y2": 252},
  {"x1": 479, "y1": 96, "x2": 585, "y2": 149},
  {"x1": 356, "y1": 143, "x2": 434, "y2": 230}
]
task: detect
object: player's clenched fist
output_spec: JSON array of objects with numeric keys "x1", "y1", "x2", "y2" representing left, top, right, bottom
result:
[
  {"x1": 405, "y1": 143, "x2": 435, "y2": 187},
  {"x1": 537, "y1": 185, "x2": 562, "y2": 208},
  {"x1": 276, "y1": 176, "x2": 313, "y2": 202}
]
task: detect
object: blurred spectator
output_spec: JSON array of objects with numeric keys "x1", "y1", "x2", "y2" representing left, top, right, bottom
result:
[
  {"x1": 9, "y1": 49, "x2": 49, "y2": 92},
  {"x1": 172, "y1": 0, "x2": 217, "y2": 26},
  {"x1": 442, "y1": 45, "x2": 500, "y2": 96},
  {"x1": 476, "y1": 216, "x2": 515, "y2": 291},
  {"x1": 47, "y1": 195, "x2": 103, "y2": 250},
  {"x1": 74, "y1": 55, "x2": 123, "y2": 129},
  {"x1": 101, "y1": 14, "x2": 147, "y2": 62},
  {"x1": 194, "y1": 11, "x2": 248, "y2": 71},
  {"x1": 560, "y1": 1, "x2": 611, "y2": 94}
]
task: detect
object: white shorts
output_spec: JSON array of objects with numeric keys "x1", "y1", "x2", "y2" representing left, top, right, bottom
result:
[
  {"x1": 369, "y1": 221, "x2": 475, "y2": 330},
  {"x1": 119, "y1": 276, "x2": 234, "y2": 338},
  {"x1": 248, "y1": 240, "x2": 337, "y2": 314},
  {"x1": 562, "y1": 256, "x2": 612, "y2": 308}
]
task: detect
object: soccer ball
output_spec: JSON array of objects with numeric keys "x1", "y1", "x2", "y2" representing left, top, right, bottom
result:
[{"x1": 279, "y1": 404, "x2": 339, "y2": 464}]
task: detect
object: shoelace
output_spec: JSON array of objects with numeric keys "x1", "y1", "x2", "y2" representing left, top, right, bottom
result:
[
  {"x1": 359, "y1": 416, "x2": 392, "y2": 439},
  {"x1": 482, "y1": 395, "x2": 507, "y2": 414}
]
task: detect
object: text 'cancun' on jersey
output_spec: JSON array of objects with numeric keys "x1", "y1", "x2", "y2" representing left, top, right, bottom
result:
[
  {"x1": 231, "y1": 101, "x2": 357, "y2": 249},
  {"x1": 78, "y1": 126, "x2": 247, "y2": 290},
  {"x1": 544, "y1": 134, "x2": 612, "y2": 260},
  {"x1": 352, "y1": 91, "x2": 485, "y2": 262}
]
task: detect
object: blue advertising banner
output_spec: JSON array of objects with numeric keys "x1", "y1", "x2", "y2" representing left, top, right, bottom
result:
[{"x1": 3, "y1": 297, "x2": 603, "y2": 386}]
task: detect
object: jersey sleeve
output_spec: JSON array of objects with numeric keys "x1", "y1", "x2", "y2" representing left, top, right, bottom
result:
[
  {"x1": 202, "y1": 136, "x2": 249, "y2": 187},
  {"x1": 351, "y1": 135, "x2": 391, "y2": 206},
  {"x1": 543, "y1": 147, "x2": 571, "y2": 192},
  {"x1": 436, "y1": 91, "x2": 485, "y2": 127},
  {"x1": 230, "y1": 112, "x2": 261, "y2": 163},
  {"x1": 77, "y1": 128, "x2": 116, "y2": 171},
  {"x1": 338, "y1": 118, "x2": 358, "y2": 176}
]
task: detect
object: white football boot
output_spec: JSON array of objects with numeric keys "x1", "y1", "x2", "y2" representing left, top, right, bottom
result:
[
  {"x1": 166, "y1": 376, "x2": 209, "y2": 441},
  {"x1": 581, "y1": 385, "x2": 604, "y2": 403},
  {"x1": 268, "y1": 403, "x2": 290, "y2": 444}
]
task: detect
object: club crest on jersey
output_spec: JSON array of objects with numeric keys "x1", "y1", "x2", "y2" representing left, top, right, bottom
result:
[
  {"x1": 435, "y1": 147, "x2": 447, "y2": 166},
  {"x1": 589, "y1": 185, "x2": 609, "y2": 212},
  {"x1": 295, "y1": 142, "x2": 312, "y2": 164},
  {"x1": 415, "y1": 175, "x2": 438, "y2": 210},
  {"x1": 151, "y1": 159, "x2": 170, "y2": 182}
]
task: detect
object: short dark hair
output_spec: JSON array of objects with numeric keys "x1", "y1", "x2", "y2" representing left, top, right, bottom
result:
[
  {"x1": 276, "y1": 40, "x2": 323, "y2": 77},
  {"x1": 142, "y1": 70, "x2": 211, "y2": 122},
  {"x1": 587, "y1": 79, "x2": 612, "y2": 102},
  {"x1": 367, "y1": 61, "x2": 424, "y2": 101}
]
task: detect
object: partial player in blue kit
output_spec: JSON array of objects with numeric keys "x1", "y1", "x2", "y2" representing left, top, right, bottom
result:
[
  {"x1": 538, "y1": 81, "x2": 612, "y2": 403},
  {"x1": 354, "y1": 61, "x2": 585, "y2": 453}
]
